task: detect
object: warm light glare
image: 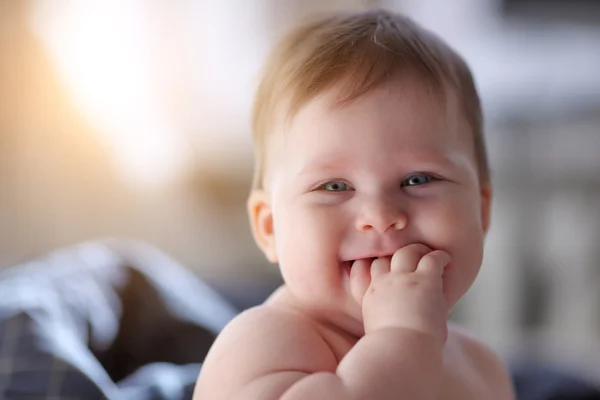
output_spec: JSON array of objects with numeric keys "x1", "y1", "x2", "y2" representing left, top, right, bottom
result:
[{"x1": 32, "y1": 1, "x2": 190, "y2": 185}]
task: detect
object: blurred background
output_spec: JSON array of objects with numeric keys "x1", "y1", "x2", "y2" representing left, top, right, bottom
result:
[{"x1": 1, "y1": 0, "x2": 600, "y2": 388}]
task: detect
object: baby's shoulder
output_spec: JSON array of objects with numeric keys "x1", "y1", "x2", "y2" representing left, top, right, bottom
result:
[
  {"x1": 195, "y1": 305, "x2": 338, "y2": 399},
  {"x1": 217, "y1": 304, "x2": 334, "y2": 355},
  {"x1": 243, "y1": 304, "x2": 324, "y2": 336},
  {"x1": 444, "y1": 324, "x2": 515, "y2": 399},
  {"x1": 205, "y1": 305, "x2": 337, "y2": 372}
]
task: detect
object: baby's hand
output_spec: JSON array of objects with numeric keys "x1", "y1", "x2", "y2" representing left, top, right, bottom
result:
[{"x1": 354, "y1": 244, "x2": 450, "y2": 342}]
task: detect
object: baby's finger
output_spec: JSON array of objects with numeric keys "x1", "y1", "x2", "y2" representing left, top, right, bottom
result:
[
  {"x1": 350, "y1": 259, "x2": 371, "y2": 305},
  {"x1": 390, "y1": 243, "x2": 432, "y2": 273},
  {"x1": 370, "y1": 257, "x2": 391, "y2": 279},
  {"x1": 416, "y1": 250, "x2": 451, "y2": 277}
]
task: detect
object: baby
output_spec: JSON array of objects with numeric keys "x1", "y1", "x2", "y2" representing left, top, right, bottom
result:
[{"x1": 194, "y1": 9, "x2": 514, "y2": 400}]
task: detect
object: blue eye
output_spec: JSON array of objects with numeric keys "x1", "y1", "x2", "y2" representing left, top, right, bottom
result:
[
  {"x1": 321, "y1": 181, "x2": 351, "y2": 192},
  {"x1": 402, "y1": 174, "x2": 434, "y2": 187}
]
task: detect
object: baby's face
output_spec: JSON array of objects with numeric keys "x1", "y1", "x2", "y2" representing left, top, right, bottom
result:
[{"x1": 253, "y1": 76, "x2": 491, "y2": 324}]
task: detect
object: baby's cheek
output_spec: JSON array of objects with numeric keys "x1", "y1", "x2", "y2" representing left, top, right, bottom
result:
[
  {"x1": 419, "y1": 208, "x2": 461, "y2": 239},
  {"x1": 419, "y1": 206, "x2": 480, "y2": 254},
  {"x1": 280, "y1": 209, "x2": 338, "y2": 257}
]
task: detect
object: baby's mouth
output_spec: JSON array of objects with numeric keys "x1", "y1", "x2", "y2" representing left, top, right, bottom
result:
[
  {"x1": 342, "y1": 257, "x2": 453, "y2": 276},
  {"x1": 342, "y1": 260, "x2": 353, "y2": 276},
  {"x1": 341, "y1": 258, "x2": 377, "y2": 276}
]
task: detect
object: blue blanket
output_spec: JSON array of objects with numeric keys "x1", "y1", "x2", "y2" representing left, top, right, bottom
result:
[{"x1": 0, "y1": 239, "x2": 237, "y2": 399}]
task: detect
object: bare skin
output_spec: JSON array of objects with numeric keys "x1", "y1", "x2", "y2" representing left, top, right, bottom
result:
[
  {"x1": 194, "y1": 245, "x2": 514, "y2": 400},
  {"x1": 194, "y1": 77, "x2": 515, "y2": 399}
]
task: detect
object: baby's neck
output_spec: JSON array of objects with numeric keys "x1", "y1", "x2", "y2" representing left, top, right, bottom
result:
[{"x1": 265, "y1": 284, "x2": 365, "y2": 340}]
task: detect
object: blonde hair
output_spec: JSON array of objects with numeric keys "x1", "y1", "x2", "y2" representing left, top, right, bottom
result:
[{"x1": 251, "y1": 9, "x2": 488, "y2": 190}]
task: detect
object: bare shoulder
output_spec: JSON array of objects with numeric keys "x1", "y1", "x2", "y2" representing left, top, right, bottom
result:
[
  {"x1": 446, "y1": 324, "x2": 515, "y2": 400},
  {"x1": 194, "y1": 305, "x2": 337, "y2": 400}
]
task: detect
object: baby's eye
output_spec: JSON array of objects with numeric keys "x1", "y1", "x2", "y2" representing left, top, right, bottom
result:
[
  {"x1": 402, "y1": 174, "x2": 435, "y2": 187},
  {"x1": 321, "y1": 181, "x2": 351, "y2": 192}
]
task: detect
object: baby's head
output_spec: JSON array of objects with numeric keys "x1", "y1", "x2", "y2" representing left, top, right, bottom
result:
[{"x1": 248, "y1": 9, "x2": 492, "y2": 322}]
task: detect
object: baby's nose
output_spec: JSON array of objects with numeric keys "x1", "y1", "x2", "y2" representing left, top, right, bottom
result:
[{"x1": 355, "y1": 199, "x2": 408, "y2": 233}]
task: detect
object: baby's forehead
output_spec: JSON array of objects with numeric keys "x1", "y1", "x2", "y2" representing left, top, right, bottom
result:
[
  {"x1": 286, "y1": 75, "x2": 455, "y2": 126},
  {"x1": 282, "y1": 80, "x2": 461, "y2": 138},
  {"x1": 262, "y1": 76, "x2": 473, "y2": 168}
]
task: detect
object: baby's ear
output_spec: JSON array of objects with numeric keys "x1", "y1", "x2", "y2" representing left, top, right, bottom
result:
[
  {"x1": 247, "y1": 190, "x2": 278, "y2": 263},
  {"x1": 480, "y1": 183, "x2": 492, "y2": 234}
]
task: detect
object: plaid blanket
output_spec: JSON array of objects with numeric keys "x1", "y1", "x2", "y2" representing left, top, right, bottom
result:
[{"x1": 0, "y1": 239, "x2": 237, "y2": 400}]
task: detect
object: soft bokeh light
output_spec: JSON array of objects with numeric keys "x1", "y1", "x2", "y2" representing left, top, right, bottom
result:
[{"x1": 32, "y1": 0, "x2": 191, "y2": 186}]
